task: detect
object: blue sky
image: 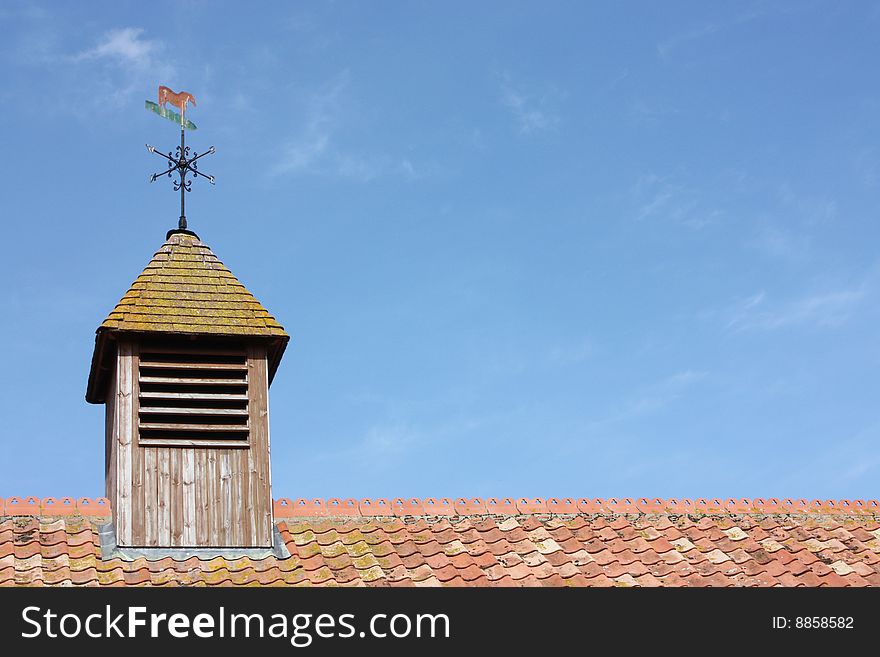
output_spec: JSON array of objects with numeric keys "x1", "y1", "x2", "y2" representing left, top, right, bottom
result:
[{"x1": 1, "y1": 1, "x2": 878, "y2": 501}]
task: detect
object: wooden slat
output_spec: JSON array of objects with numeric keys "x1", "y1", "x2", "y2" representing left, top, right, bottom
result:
[
  {"x1": 139, "y1": 391, "x2": 248, "y2": 401},
  {"x1": 157, "y1": 449, "x2": 171, "y2": 545},
  {"x1": 138, "y1": 407, "x2": 248, "y2": 416},
  {"x1": 207, "y1": 450, "x2": 219, "y2": 546},
  {"x1": 194, "y1": 449, "x2": 208, "y2": 547},
  {"x1": 247, "y1": 453, "x2": 259, "y2": 544},
  {"x1": 248, "y1": 344, "x2": 273, "y2": 547},
  {"x1": 139, "y1": 376, "x2": 246, "y2": 385},
  {"x1": 105, "y1": 365, "x2": 117, "y2": 529},
  {"x1": 139, "y1": 345, "x2": 245, "y2": 357},
  {"x1": 130, "y1": 345, "x2": 144, "y2": 545},
  {"x1": 139, "y1": 361, "x2": 248, "y2": 371},
  {"x1": 182, "y1": 450, "x2": 196, "y2": 545},
  {"x1": 232, "y1": 450, "x2": 244, "y2": 546},
  {"x1": 219, "y1": 451, "x2": 232, "y2": 546},
  {"x1": 247, "y1": 461, "x2": 259, "y2": 544},
  {"x1": 138, "y1": 438, "x2": 249, "y2": 448},
  {"x1": 116, "y1": 342, "x2": 134, "y2": 546},
  {"x1": 105, "y1": 377, "x2": 114, "y2": 483},
  {"x1": 143, "y1": 448, "x2": 158, "y2": 546},
  {"x1": 138, "y1": 423, "x2": 249, "y2": 432},
  {"x1": 242, "y1": 449, "x2": 251, "y2": 545},
  {"x1": 170, "y1": 450, "x2": 182, "y2": 546}
]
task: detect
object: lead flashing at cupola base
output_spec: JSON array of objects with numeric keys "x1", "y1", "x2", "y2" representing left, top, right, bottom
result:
[{"x1": 96, "y1": 522, "x2": 292, "y2": 562}]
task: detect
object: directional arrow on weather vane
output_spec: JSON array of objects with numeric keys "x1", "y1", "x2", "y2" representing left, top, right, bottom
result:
[{"x1": 145, "y1": 85, "x2": 215, "y2": 232}]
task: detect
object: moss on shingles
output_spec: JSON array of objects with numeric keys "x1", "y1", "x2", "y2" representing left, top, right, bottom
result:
[{"x1": 98, "y1": 232, "x2": 287, "y2": 339}]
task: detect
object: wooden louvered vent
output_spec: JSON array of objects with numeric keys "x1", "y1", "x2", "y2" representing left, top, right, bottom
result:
[{"x1": 137, "y1": 342, "x2": 250, "y2": 448}]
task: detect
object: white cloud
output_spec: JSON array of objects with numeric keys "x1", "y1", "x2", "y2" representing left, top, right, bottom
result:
[
  {"x1": 777, "y1": 183, "x2": 838, "y2": 226},
  {"x1": 273, "y1": 72, "x2": 421, "y2": 181},
  {"x1": 308, "y1": 410, "x2": 497, "y2": 473},
  {"x1": 772, "y1": 420, "x2": 880, "y2": 492},
  {"x1": 498, "y1": 74, "x2": 560, "y2": 135},
  {"x1": 748, "y1": 225, "x2": 811, "y2": 262},
  {"x1": 632, "y1": 173, "x2": 720, "y2": 229},
  {"x1": 69, "y1": 27, "x2": 175, "y2": 108},
  {"x1": 582, "y1": 370, "x2": 708, "y2": 432},
  {"x1": 726, "y1": 288, "x2": 865, "y2": 332},
  {"x1": 657, "y1": 23, "x2": 719, "y2": 61},
  {"x1": 77, "y1": 27, "x2": 158, "y2": 66},
  {"x1": 855, "y1": 149, "x2": 880, "y2": 189},
  {"x1": 277, "y1": 125, "x2": 332, "y2": 175},
  {"x1": 657, "y1": 8, "x2": 769, "y2": 61},
  {"x1": 628, "y1": 98, "x2": 680, "y2": 123},
  {"x1": 294, "y1": 420, "x2": 423, "y2": 476},
  {"x1": 358, "y1": 422, "x2": 421, "y2": 461},
  {"x1": 274, "y1": 72, "x2": 345, "y2": 175},
  {"x1": 4, "y1": 17, "x2": 180, "y2": 113},
  {"x1": 547, "y1": 338, "x2": 594, "y2": 365},
  {"x1": 624, "y1": 370, "x2": 708, "y2": 416}
]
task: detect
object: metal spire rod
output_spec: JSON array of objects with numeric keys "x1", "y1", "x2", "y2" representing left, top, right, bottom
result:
[{"x1": 179, "y1": 128, "x2": 185, "y2": 229}]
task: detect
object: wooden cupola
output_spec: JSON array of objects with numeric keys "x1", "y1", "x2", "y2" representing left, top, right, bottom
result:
[{"x1": 86, "y1": 230, "x2": 288, "y2": 549}]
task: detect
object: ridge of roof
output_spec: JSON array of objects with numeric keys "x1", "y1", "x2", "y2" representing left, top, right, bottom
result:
[
  {"x1": 4, "y1": 496, "x2": 878, "y2": 518},
  {"x1": 274, "y1": 496, "x2": 880, "y2": 517},
  {"x1": 98, "y1": 231, "x2": 287, "y2": 338}
]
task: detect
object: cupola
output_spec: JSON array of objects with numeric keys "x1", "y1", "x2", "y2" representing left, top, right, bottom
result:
[{"x1": 86, "y1": 229, "x2": 288, "y2": 549}]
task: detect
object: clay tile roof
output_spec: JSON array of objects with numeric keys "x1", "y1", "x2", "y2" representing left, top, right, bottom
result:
[
  {"x1": 2, "y1": 496, "x2": 879, "y2": 587},
  {"x1": 99, "y1": 231, "x2": 287, "y2": 339}
]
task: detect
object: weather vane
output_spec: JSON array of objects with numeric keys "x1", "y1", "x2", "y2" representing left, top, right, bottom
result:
[{"x1": 145, "y1": 85, "x2": 215, "y2": 232}]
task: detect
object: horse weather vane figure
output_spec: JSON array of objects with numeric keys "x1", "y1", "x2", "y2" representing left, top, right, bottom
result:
[{"x1": 145, "y1": 85, "x2": 215, "y2": 232}]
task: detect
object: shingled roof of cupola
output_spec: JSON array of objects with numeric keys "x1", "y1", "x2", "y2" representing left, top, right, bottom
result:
[
  {"x1": 86, "y1": 230, "x2": 289, "y2": 403},
  {"x1": 100, "y1": 231, "x2": 286, "y2": 336}
]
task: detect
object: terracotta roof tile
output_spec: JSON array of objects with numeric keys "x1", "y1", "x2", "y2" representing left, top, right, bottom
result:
[{"x1": 2, "y1": 496, "x2": 879, "y2": 586}]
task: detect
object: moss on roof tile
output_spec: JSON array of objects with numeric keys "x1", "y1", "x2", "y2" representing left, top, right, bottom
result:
[{"x1": 98, "y1": 231, "x2": 288, "y2": 339}]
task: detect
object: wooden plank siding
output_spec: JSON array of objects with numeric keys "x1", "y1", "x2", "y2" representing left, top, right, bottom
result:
[
  {"x1": 129, "y1": 344, "x2": 143, "y2": 545},
  {"x1": 248, "y1": 344, "x2": 274, "y2": 545},
  {"x1": 207, "y1": 449, "x2": 219, "y2": 546},
  {"x1": 143, "y1": 447, "x2": 158, "y2": 546},
  {"x1": 104, "y1": 361, "x2": 117, "y2": 527},
  {"x1": 115, "y1": 341, "x2": 134, "y2": 545},
  {"x1": 182, "y1": 449, "x2": 197, "y2": 546},
  {"x1": 157, "y1": 449, "x2": 171, "y2": 545},
  {"x1": 219, "y1": 450, "x2": 233, "y2": 543},
  {"x1": 194, "y1": 448, "x2": 208, "y2": 546},
  {"x1": 111, "y1": 339, "x2": 273, "y2": 548},
  {"x1": 169, "y1": 450, "x2": 182, "y2": 545}
]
